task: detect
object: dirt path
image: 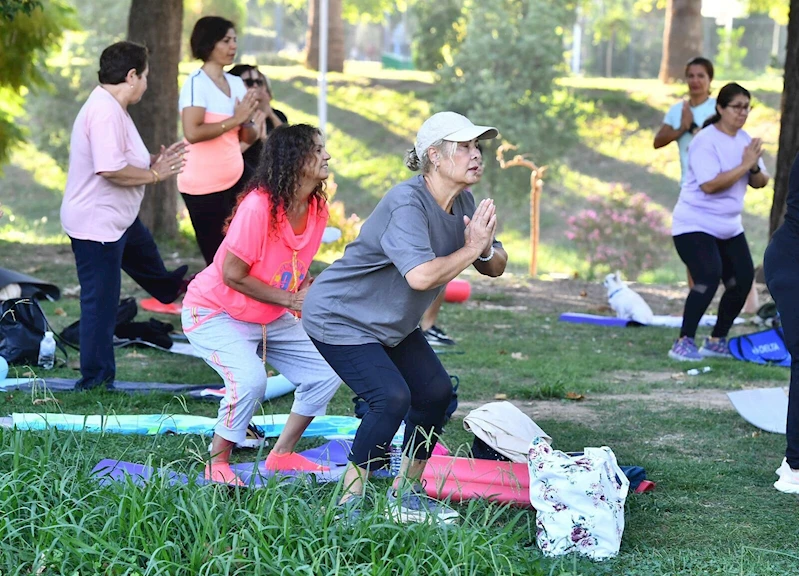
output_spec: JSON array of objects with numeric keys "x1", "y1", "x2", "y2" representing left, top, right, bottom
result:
[{"x1": 462, "y1": 272, "x2": 771, "y2": 317}]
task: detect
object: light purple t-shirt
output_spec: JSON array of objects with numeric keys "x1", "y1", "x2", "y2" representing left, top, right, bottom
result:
[
  {"x1": 61, "y1": 87, "x2": 150, "y2": 242},
  {"x1": 672, "y1": 124, "x2": 765, "y2": 239}
]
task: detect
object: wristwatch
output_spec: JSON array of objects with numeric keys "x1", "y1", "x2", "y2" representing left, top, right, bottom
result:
[{"x1": 750, "y1": 165, "x2": 761, "y2": 175}]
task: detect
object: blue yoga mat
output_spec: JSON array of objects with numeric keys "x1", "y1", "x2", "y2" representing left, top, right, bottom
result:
[
  {"x1": 558, "y1": 312, "x2": 736, "y2": 328},
  {"x1": 11, "y1": 412, "x2": 361, "y2": 439},
  {"x1": 559, "y1": 313, "x2": 635, "y2": 327}
]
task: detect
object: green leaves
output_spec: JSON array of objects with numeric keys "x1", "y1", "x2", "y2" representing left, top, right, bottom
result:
[{"x1": 434, "y1": 0, "x2": 579, "y2": 194}]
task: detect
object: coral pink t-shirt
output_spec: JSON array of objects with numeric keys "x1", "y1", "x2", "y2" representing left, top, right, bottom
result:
[
  {"x1": 60, "y1": 87, "x2": 150, "y2": 242},
  {"x1": 177, "y1": 70, "x2": 247, "y2": 195},
  {"x1": 183, "y1": 189, "x2": 329, "y2": 324}
]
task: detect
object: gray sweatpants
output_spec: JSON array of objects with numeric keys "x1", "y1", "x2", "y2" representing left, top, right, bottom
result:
[{"x1": 182, "y1": 308, "x2": 342, "y2": 445}]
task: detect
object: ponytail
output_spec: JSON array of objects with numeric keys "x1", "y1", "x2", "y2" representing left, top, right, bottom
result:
[{"x1": 702, "y1": 113, "x2": 721, "y2": 129}]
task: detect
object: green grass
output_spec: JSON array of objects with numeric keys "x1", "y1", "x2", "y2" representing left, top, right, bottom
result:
[{"x1": 0, "y1": 68, "x2": 796, "y2": 574}]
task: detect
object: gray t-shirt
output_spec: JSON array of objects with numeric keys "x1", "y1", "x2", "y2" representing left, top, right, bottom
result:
[{"x1": 303, "y1": 174, "x2": 501, "y2": 346}]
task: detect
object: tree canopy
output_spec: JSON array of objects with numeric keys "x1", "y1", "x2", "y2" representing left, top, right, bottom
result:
[{"x1": 0, "y1": 1, "x2": 75, "y2": 168}]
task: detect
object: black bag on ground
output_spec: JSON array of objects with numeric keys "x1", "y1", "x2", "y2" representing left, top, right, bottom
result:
[
  {"x1": 115, "y1": 318, "x2": 174, "y2": 349},
  {"x1": 0, "y1": 298, "x2": 66, "y2": 365},
  {"x1": 60, "y1": 297, "x2": 138, "y2": 348}
]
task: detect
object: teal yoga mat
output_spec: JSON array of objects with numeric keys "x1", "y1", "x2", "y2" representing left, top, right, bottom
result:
[{"x1": 10, "y1": 412, "x2": 361, "y2": 438}]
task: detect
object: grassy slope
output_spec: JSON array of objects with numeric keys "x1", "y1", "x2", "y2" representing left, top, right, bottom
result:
[{"x1": 0, "y1": 67, "x2": 795, "y2": 574}]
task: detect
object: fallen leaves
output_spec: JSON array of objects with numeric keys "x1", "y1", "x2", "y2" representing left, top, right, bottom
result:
[
  {"x1": 32, "y1": 397, "x2": 59, "y2": 406},
  {"x1": 565, "y1": 392, "x2": 585, "y2": 401}
]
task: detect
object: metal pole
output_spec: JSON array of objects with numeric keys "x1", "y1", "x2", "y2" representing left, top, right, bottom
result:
[{"x1": 318, "y1": 0, "x2": 328, "y2": 136}]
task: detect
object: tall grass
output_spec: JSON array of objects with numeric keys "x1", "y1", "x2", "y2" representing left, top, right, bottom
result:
[{"x1": 0, "y1": 428, "x2": 550, "y2": 575}]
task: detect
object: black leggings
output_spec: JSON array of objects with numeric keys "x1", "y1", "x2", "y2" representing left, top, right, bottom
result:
[
  {"x1": 764, "y1": 227, "x2": 799, "y2": 468},
  {"x1": 673, "y1": 232, "x2": 754, "y2": 339},
  {"x1": 182, "y1": 180, "x2": 245, "y2": 265},
  {"x1": 310, "y1": 329, "x2": 453, "y2": 471}
]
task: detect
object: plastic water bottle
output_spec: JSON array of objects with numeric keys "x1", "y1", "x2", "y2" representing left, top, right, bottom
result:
[
  {"x1": 37, "y1": 331, "x2": 56, "y2": 370},
  {"x1": 389, "y1": 423, "x2": 405, "y2": 476}
]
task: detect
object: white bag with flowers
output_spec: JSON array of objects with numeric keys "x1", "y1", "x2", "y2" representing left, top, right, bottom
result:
[{"x1": 527, "y1": 437, "x2": 629, "y2": 561}]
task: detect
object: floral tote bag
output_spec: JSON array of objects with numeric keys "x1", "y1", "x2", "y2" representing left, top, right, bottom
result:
[{"x1": 527, "y1": 437, "x2": 629, "y2": 561}]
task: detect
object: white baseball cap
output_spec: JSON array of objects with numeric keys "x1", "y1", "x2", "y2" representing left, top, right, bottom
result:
[{"x1": 414, "y1": 112, "x2": 498, "y2": 159}]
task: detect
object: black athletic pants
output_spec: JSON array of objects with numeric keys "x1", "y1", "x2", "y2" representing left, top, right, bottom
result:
[
  {"x1": 310, "y1": 329, "x2": 453, "y2": 471},
  {"x1": 182, "y1": 179, "x2": 245, "y2": 266},
  {"x1": 673, "y1": 232, "x2": 754, "y2": 339},
  {"x1": 764, "y1": 226, "x2": 799, "y2": 469}
]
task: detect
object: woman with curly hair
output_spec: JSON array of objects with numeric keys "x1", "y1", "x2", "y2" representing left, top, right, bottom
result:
[{"x1": 182, "y1": 124, "x2": 342, "y2": 485}]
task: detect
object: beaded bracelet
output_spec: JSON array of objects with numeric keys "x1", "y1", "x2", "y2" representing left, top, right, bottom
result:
[{"x1": 477, "y1": 245, "x2": 495, "y2": 262}]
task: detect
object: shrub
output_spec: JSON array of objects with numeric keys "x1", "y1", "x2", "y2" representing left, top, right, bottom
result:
[
  {"x1": 565, "y1": 185, "x2": 671, "y2": 280},
  {"x1": 317, "y1": 173, "x2": 362, "y2": 261}
]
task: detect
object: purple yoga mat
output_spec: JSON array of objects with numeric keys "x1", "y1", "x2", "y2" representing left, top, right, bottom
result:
[
  {"x1": 558, "y1": 313, "x2": 641, "y2": 327},
  {"x1": 91, "y1": 441, "x2": 350, "y2": 488}
]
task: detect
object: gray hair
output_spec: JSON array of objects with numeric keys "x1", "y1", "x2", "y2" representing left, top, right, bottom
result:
[{"x1": 404, "y1": 139, "x2": 457, "y2": 173}]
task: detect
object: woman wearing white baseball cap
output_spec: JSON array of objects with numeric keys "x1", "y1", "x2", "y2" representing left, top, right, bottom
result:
[{"x1": 302, "y1": 111, "x2": 508, "y2": 523}]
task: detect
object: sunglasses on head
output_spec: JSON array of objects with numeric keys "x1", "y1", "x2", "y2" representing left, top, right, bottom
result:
[{"x1": 243, "y1": 78, "x2": 264, "y2": 87}]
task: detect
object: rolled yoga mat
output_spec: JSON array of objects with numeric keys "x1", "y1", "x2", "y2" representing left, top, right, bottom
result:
[
  {"x1": 188, "y1": 374, "x2": 297, "y2": 402},
  {"x1": 10, "y1": 413, "x2": 361, "y2": 438},
  {"x1": 420, "y1": 455, "x2": 532, "y2": 508},
  {"x1": 0, "y1": 377, "x2": 213, "y2": 394}
]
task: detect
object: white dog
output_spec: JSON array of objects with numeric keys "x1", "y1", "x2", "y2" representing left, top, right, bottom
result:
[{"x1": 603, "y1": 271, "x2": 654, "y2": 325}]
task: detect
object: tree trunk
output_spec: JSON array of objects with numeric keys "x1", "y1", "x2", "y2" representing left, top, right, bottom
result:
[
  {"x1": 770, "y1": 0, "x2": 799, "y2": 238},
  {"x1": 659, "y1": 0, "x2": 703, "y2": 83},
  {"x1": 127, "y1": 0, "x2": 183, "y2": 239},
  {"x1": 605, "y1": 33, "x2": 614, "y2": 77},
  {"x1": 305, "y1": 0, "x2": 345, "y2": 73}
]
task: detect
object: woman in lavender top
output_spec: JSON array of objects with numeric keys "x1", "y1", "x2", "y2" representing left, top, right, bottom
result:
[{"x1": 668, "y1": 83, "x2": 769, "y2": 362}]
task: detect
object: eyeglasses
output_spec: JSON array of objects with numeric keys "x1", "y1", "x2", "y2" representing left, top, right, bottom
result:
[
  {"x1": 243, "y1": 78, "x2": 264, "y2": 88},
  {"x1": 727, "y1": 103, "x2": 752, "y2": 114}
]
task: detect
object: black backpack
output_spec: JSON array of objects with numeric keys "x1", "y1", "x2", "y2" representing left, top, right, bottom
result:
[{"x1": 0, "y1": 298, "x2": 66, "y2": 366}]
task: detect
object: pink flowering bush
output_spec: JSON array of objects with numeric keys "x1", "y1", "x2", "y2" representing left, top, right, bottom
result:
[{"x1": 565, "y1": 185, "x2": 671, "y2": 279}]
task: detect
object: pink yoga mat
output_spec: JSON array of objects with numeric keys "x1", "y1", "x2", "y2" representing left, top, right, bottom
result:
[{"x1": 420, "y1": 455, "x2": 532, "y2": 508}]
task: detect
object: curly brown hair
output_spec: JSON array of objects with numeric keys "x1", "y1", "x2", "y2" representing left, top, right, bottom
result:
[{"x1": 224, "y1": 124, "x2": 327, "y2": 235}]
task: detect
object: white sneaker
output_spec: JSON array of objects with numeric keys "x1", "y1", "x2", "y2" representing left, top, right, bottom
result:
[{"x1": 774, "y1": 458, "x2": 799, "y2": 494}]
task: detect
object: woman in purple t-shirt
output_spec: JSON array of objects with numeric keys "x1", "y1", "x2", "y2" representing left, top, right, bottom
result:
[{"x1": 668, "y1": 83, "x2": 770, "y2": 361}]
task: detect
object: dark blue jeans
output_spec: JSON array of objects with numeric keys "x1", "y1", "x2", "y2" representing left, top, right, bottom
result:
[
  {"x1": 70, "y1": 218, "x2": 187, "y2": 390},
  {"x1": 311, "y1": 329, "x2": 453, "y2": 471},
  {"x1": 764, "y1": 226, "x2": 799, "y2": 468}
]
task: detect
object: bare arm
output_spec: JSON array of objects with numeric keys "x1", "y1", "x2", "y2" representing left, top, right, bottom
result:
[
  {"x1": 654, "y1": 102, "x2": 694, "y2": 149},
  {"x1": 700, "y1": 138, "x2": 764, "y2": 194},
  {"x1": 222, "y1": 251, "x2": 305, "y2": 311},
  {"x1": 653, "y1": 123, "x2": 685, "y2": 149},
  {"x1": 473, "y1": 244, "x2": 508, "y2": 277},
  {"x1": 405, "y1": 199, "x2": 497, "y2": 291},
  {"x1": 99, "y1": 141, "x2": 186, "y2": 187},
  {"x1": 182, "y1": 90, "x2": 259, "y2": 144},
  {"x1": 699, "y1": 164, "x2": 752, "y2": 194},
  {"x1": 748, "y1": 169, "x2": 770, "y2": 189}
]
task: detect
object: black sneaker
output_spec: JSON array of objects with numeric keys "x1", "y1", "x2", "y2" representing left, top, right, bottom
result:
[
  {"x1": 423, "y1": 325, "x2": 456, "y2": 346},
  {"x1": 207, "y1": 422, "x2": 267, "y2": 453}
]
